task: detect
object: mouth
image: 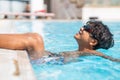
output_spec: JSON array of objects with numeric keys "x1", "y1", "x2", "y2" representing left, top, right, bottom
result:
[
  {"x1": 75, "y1": 31, "x2": 82, "y2": 37},
  {"x1": 75, "y1": 29, "x2": 83, "y2": 37},
  {"x1": 78, "y1": 30, "x2": 83, "y2": 35}
]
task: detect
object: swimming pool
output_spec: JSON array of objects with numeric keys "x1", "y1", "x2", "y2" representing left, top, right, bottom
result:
[{"x1": 16, "y1": 20, "x2": 120, "y2": 80}]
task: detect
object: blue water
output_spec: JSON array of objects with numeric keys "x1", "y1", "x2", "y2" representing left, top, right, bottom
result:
[{"x1": 16, "y1": 20, "x2": 120, "y2": 80}]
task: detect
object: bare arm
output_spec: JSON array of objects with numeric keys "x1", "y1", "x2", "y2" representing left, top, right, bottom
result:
[
  {"x1": 88, "y1": 50, "x2": 120, "y2": 62},
  {"x1": 60, "y1": 50, "x2": 120, "y2": 63}
]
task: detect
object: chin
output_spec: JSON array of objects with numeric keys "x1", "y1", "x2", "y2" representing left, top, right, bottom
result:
[
  {"x1": 74, "y1": 36, "x2": 79, "y2": 41},
  {"x1": 74, "y1": 35, "x2": 77, "y2": 39}
]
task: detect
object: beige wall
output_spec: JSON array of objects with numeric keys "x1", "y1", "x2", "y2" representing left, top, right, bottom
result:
[
  {"x1": 82, "y1": 7, "x2": 120, "y2": 20},
  {"x1": 51, "y1": 0, "x2": 82, "y2": 19}
]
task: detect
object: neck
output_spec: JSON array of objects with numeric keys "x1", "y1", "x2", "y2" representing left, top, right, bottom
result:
[{"x1": 78, "y1": 43, "x2": 93, "y2": 51}]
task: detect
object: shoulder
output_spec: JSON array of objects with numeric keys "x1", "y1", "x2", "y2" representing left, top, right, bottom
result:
[
  {"x1": 24, "y1": 33, "x2": 44, "y2": 49},
  {"x1": 24, "y1": 33, "x2": 43, "y2": 41},
  {"x1": 25, "y1": 33, "x2": 42, "y2": 37},
  {"x1": 79, "y1": 49, "x2": 101, "y2": 55},
  {"x1": 59, "y1": 51, "x2": 82, "y2": 58}
]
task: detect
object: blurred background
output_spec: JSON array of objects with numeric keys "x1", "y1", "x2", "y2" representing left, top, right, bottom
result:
[
  {"x1": 0, "y1": 1, "x2": 120, "y2": 80},
  {"x1": 0, "y1": 0, "x2": 120, "y2": 20}
]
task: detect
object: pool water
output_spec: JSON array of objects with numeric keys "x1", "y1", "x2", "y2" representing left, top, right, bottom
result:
[{"x1": 16, "y1": 20, "x2": 120, "y2": 80}]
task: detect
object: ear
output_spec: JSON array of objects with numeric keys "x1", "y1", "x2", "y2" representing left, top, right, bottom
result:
[{"x1": 89, "y1": 39, "x2": 98, "y2": 46}]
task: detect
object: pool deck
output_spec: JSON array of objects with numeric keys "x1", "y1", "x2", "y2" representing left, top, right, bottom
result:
[{"x1": 0, "y1": 49, "x2": 36, "y2": 80}]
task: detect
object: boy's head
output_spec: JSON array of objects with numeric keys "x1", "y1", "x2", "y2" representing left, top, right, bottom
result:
[{"x1": 84, "y1": 21, "x2": 114, "y2": 50}]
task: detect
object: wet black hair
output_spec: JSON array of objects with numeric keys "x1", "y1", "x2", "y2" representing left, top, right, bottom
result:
[{"x1": 86, "y1": 21, "x2": 114, "y2": 50}]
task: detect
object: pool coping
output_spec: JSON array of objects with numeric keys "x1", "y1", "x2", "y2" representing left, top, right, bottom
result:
[{"x1": 0, "y1": 49, "x2": 36, "y2": 80}]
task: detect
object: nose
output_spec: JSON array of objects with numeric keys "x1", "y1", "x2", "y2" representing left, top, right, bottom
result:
[{"x1": 78, "y1": 27, "x2": 84, "y2": 34}]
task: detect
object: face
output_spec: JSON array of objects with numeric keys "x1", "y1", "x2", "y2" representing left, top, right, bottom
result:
[{"x1": 74, "y1": 26, "x2": 93, "y2": 44}]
